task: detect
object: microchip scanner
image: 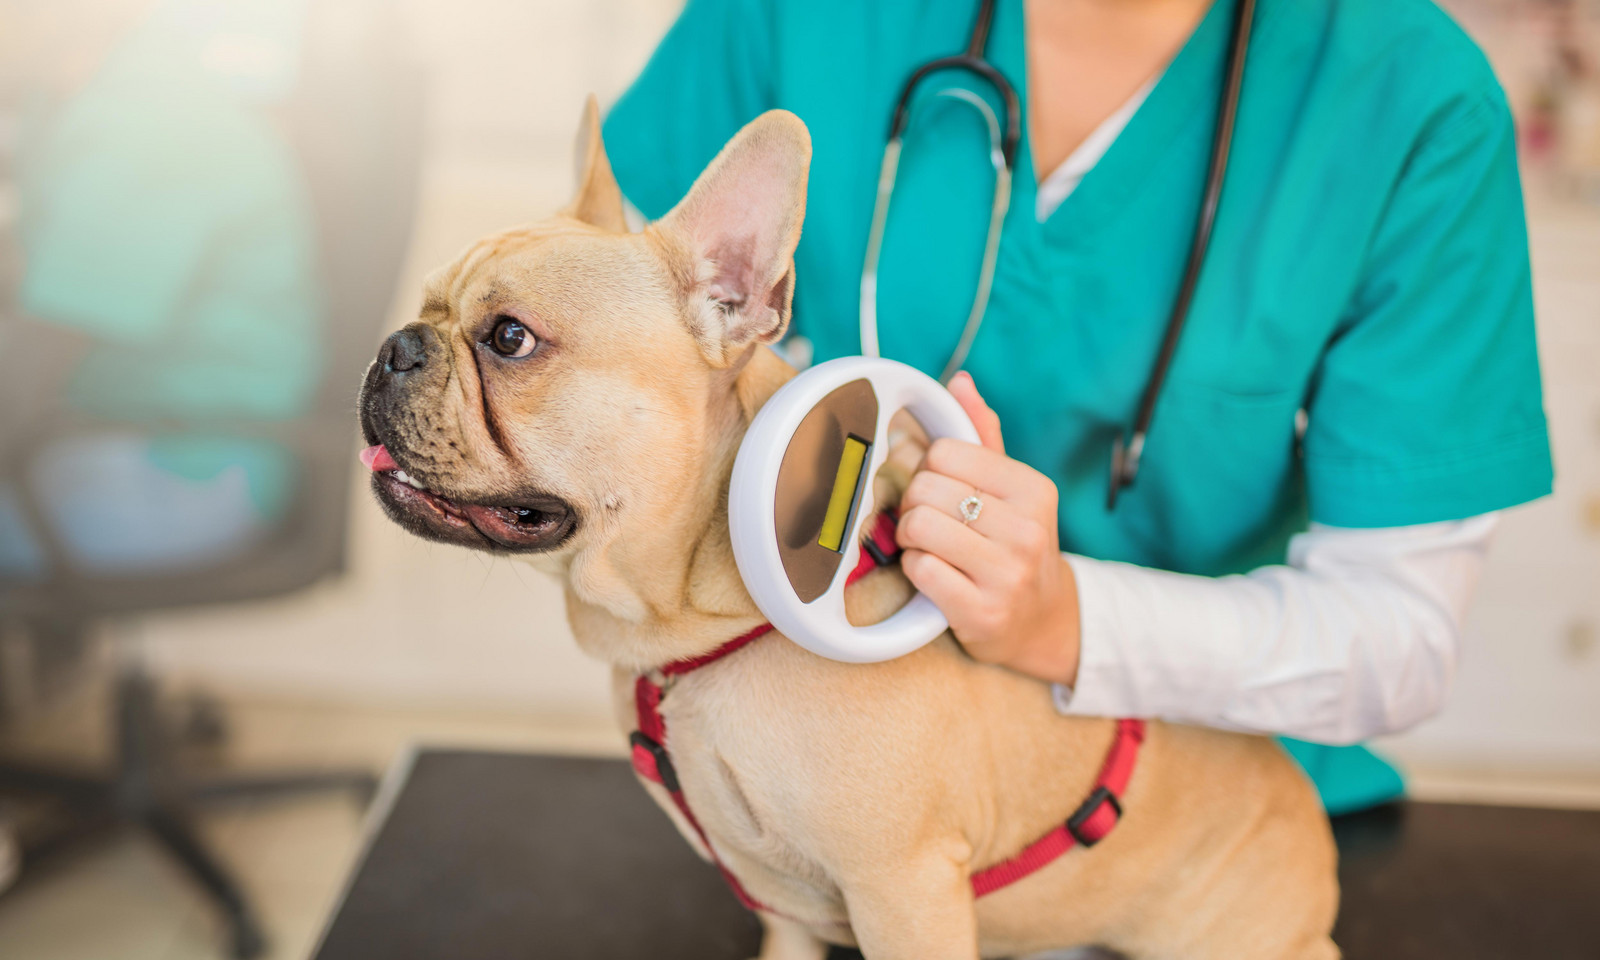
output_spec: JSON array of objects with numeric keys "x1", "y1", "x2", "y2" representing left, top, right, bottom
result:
[{"x1": 729, "y1": 356, "x2": 980, "y2": 663}]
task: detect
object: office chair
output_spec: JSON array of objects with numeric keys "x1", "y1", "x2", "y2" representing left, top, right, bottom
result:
[{"x1": 0, "y1": 1, "x2": 424, "y2": 955}]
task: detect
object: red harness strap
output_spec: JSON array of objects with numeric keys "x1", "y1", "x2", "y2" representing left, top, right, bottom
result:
[
  {"x1": 629, "y1": 512, "x2": 1145, "y2": 911},
  {"x1": 632, "y1": 626, "x2": 774, "y2": 911},
  {"x1": 968, "y1": 718, "x2": 1145, "y2": 896}
]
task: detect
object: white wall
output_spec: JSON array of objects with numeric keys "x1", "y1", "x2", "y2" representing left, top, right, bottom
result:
[{"x1": 144, "y1": 0, "x2": 1600, "y2": 776}]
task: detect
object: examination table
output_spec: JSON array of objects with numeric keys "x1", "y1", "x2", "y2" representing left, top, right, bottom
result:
[{"x1": 312, "y1": 749, "x2": 1600, "y2": 960}]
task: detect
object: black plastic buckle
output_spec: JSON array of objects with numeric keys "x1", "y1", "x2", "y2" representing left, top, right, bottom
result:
[
  {"x1": 1066, "y1": 786, "x2": 1122, "y2": 847},
  {"x1": 861, "y1": 535, "x2": 893, "y2": 568},
  {"x1": 630, "y1": 731, "x2": 680, "y2": 793}
]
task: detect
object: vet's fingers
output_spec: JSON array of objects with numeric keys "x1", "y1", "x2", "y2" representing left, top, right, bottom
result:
[
  {"x1": 921, "y1": 437, "x2": 1057, "y2": 513},
  {"x1": 900, "y1": 548, "x2": 984, "y2": 626},
  {"x1": 895, "y1": 504, "x2": 1007, "y2": 584},
  {"x1": 948, "y1": 372, "x2": 1005, "y2": 454},
  {"x1": 900, "y1": 468, "x2": 1037, "y2": 551}
]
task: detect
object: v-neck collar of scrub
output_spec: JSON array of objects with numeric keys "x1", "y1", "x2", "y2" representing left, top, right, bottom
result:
[
  {"x1": 997, "y1": 0, "x2": 1279, "y2": 248},
  {"x1": 1034, "y1": 79, "x2": 1154, "y2": 222}
]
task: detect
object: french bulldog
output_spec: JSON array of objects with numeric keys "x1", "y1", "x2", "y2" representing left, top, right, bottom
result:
[{"x1": 357, "y1": 98, "x2": 1339, "y2": 960}]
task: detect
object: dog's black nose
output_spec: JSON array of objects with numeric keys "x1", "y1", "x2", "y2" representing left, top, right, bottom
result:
[{"x1": 380, "y1": 327, "x2": 427, "y2": 374}]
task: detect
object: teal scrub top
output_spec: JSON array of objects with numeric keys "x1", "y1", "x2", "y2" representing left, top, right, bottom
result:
[{"x1": 604, "y1": 0, "x2": 1553, "y2": 814}]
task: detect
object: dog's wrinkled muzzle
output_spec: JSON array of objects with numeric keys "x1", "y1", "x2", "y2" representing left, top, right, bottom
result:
[{"x1": 356, "y1": 323, "x2": 578, "y2": 554}]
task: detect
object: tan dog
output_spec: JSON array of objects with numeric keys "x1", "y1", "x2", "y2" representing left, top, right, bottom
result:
[{"x1": 357, "y1": 99, "x2": 1340, "y2": 960}]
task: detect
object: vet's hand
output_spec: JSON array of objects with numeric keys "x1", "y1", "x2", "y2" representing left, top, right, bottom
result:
[{"x1": 895, "y1": 373, "x2": 1082, "y2": 686}]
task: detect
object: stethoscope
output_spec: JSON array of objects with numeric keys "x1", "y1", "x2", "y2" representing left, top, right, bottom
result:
[{"x1": 858, "y1": 0, "x2": 1257, "y2": 510}]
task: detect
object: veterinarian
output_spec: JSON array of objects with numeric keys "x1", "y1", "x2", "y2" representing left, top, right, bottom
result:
[{"x1": 602, "y1": 0, "x2": 1551, "y2": 814}]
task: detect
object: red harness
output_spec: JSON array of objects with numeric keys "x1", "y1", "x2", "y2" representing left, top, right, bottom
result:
[{"x1": 629, "y1": 512, "x2": 1146, "y2": 911}]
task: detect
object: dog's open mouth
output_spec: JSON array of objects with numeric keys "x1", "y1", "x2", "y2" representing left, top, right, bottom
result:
[{"x1": 360, "y1": 444, "x2": 575, "y2": 552}]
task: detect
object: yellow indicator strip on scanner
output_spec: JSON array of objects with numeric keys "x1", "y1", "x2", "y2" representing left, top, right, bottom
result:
[{"x1": 817, "y1": 436, "x2": 870, "y2": 553}]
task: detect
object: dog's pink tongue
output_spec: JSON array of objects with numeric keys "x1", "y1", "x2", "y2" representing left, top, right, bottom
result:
[{"x1": 360, "y1": 444, "x2": 398, "y2": 472}]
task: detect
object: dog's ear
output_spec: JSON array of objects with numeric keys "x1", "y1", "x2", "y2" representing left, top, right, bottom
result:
[
  {"x1": 564, "y1": 95, "x2": 628, "y2": 233},
  {"x1": 657, "y1": 110, "x2": 811, "y2": 368}
]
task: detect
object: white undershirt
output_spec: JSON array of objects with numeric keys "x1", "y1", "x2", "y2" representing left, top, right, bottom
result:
[
  {"x1": 1054, "y1": 516, "x2": 1497, "y2": 744},
  {"x1": 1033, "y1": 84, "x2": 1496, "y2": 744},
  {"x1": 1034, "y1": 80, "x2": 1154, "y2": 221}
]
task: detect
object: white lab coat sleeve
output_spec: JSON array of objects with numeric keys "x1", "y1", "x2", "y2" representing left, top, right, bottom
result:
[{"x1": 1051, "y1": 514, "x2": 1498, "y2": 744}]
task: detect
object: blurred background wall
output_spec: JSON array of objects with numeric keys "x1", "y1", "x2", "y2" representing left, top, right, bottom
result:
[{"x1": 2, "y1": 0, "x2": 1597, "y2": 785}]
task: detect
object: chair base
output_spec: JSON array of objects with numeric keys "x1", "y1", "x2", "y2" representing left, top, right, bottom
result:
[{"x1": 0, "y1": 668, "x2": 377, "y2": 959}]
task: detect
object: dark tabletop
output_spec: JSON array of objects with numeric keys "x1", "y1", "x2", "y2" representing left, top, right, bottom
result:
[{"x1": 312, "y1": 750, "x2": 1600, "y2": 960}]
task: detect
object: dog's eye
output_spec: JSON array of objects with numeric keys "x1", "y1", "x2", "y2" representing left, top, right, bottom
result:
[{"x1": 488, "y1": 317, "x2": 537, "y2": 358}]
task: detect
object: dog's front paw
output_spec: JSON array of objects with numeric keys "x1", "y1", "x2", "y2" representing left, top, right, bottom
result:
[{"x1": 870, "y1": 408, "x2": 930, "y2": 510}]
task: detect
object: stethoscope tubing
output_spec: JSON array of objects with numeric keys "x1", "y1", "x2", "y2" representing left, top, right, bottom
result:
[
  {"x1": 860, "y1": 0, "x2": 1255, "y2": 511},
  {"x1": 862, "y1": 96, "x2": 1013, "y2": 383},
  {"x1": 1108, "y1": 0, "x2": 1256, "y2": 509},
  {"x1": 886, "y1": 55, "x2": 1022, "y2": 168}
]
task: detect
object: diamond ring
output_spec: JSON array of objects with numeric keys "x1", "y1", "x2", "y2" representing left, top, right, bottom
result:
[{"x1": 959, "y1": 494, "x2": 984, "y2": 525}]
